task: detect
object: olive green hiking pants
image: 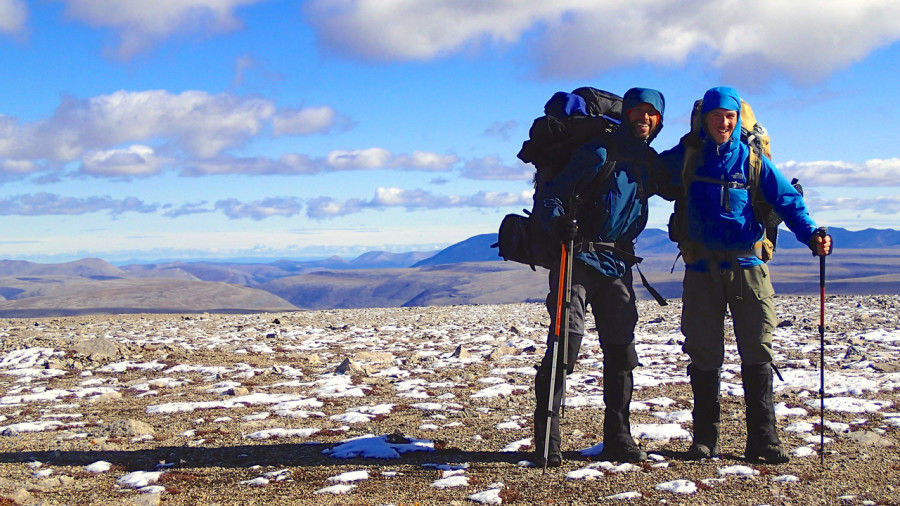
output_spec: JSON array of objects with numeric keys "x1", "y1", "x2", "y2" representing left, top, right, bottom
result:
[{"x1": 681, "y1": 263, "x2": 777, "y2": 371}]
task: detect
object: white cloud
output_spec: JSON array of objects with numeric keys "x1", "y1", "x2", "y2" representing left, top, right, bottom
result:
[
  {"x1": 305, "y1": 187, "x2": 531, "y2": 219},
  {"x1": 273, "y1": 106, "x2": 349, "y2": 136},
  {"x1": 371, "y1": 187, "x2": 445, "y2": 207},
  {"x1": 306, "y1": 196, "x2": 364, "y2": 219},
  {"x1": 162, "y1": 202, "x2": 212, "y2": 218},
  {"x1": 391, "y1": 151, "x2": 459, "y2": 171},
  {"x1": 326, "y1": 148, "x2": 392, "y2": 170},
  {"x1": 215, "y1": 197, "x2": 303, "y2": 220},
  {"x1": 0, "y1": 90, "x2": 460, "y2": 179},
  {"x1": 808, "y1": 195, "x2": 900, "y2": 219},
  {"x1": 80, "y1": 145, "x2": 166, "y2": 177},
  {"x1": 0, "y1": 159, "x2": 36, "y2": 174},
  {"x1": 59, "y1": 0, "x2": 268, "y2": 59},
  {"x1": 779, "y1": 158, "x2": 900, "y2": 187},
  {"x1": 369, "y1": 187, "x2": 529, "y2": 210},
  {"x1": 184, "y1": 153, "x2": 321, "y2": 176},
  {"x1": 0, "y1": 90, "x2": 276, "y2": 161},
  {"x1": 303, "y1": 0, "x2": 569, "y2": 61},
  {"x1": 461, "y1": 156, "x2": 532, "y2": 181},
  {"x1": 466, "y1": 190, "x2": 534, "y2": 207},
  {"x1": 321, "y1": 148, "x2": 456, "y2": 172},
  {"x1": 812, "y1": 195, "x2": 900, "y2": 215},
  {"x1": 0, "y1": 90, "x2": 354, "y2": 169},
  {"x1": 184, "y1": 149, "x2": 457, "y2": 176},
  {"x1": 0, "y1": 193, "x2": 157, "y2": 216},
  {"x1": 0, "y1": 0, "x2": 27, "y2": 34},
  {"x1": 304, "y1": 0, "x2": 900, "y2": 84}
]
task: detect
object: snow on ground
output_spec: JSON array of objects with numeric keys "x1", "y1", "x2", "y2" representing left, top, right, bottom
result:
[{"x1": 1, "y1": 299, "x2": 898, "y2": 503}]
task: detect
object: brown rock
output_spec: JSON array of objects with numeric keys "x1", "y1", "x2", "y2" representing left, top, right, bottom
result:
[
  {"x1": 870, "y1": 362, "x2": 900, "y2": 373},
  {"x1": 487, "y1": 345, "x2": 514, "y2": 361},
  {"x1": 335, "y1": 358, "x2": 370, "y2": 376},
  {"x1": 847, "y1": 431, "x2": 893, "y2": 447},
  {"x1": 89, "y1": 392, "x2": 123, "y2": 403},
  {"x1": 5, "y1": 488, "x2": 33, "y2": 505},
  {"x1": 95, "y1": 419, "x2": 154, "y2": 438},
  {"x1": 69, "y1": 338, "x2": 121, "y2": 361},
  {"x1": 451, "y1": 345, "x2": 471, "y2": 359},
  {"x1": 353, "y1": 351, "x2": 395, "y2": 363}
]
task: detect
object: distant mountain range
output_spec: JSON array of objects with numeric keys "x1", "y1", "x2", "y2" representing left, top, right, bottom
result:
[
  {"x1": 0, "y1": 227, "x2": 897, "y2": 316},
  {"x1": 413, "y1": 227, "x2": 900, "y2": 265}
]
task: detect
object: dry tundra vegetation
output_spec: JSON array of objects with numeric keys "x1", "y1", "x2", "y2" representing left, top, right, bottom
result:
[{"x1": 0, "y1": 295, "x2": 898, "y2": 505}]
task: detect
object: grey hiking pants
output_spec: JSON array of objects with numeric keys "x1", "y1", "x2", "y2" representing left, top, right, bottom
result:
[{"x1": 544, "y1": 259, "x2": 639, "y2": 370}]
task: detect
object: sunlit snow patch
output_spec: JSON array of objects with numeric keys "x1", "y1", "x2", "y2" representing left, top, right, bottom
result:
[
  {"x1": 718, "y1": 465, "x2": 759, "y2": 477},
  {"x1": 804, "y1": 397, "x2": 892, "y2": 413},
  {"x1": 314, "y1": 484, "x2": 356, "y2": 494},
  {"x1": 84, "y1": 461, "x2": 112, "y2": 473},
  {"x1": 631, "y1": 423, "x2": 691, "y2": 441},
  {"x1": 117, "y1": 471, "x2": 162, "y2": 489},
  {"x1": 322, "y1": 434, "x2": 434, "y2": 459},
  {"x1": 655, "y1": 479, "x2": 697, "y2": 494},
  {"x1": 469, "y1": 485, "x2": 503, "y2": 505}
]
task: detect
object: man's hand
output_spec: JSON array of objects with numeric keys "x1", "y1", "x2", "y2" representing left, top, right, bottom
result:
[
  {"x1": 811, "y1": 229, "x2": 832, "y2": 256},
  {"x1": 550, "y1": 216, "x2": 578, "y2": 242}
]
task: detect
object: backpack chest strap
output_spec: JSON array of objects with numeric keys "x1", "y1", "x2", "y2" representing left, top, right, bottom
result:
[
  {"x1": 581, "y1": 241, "x2": 642, "y2": 264},
  {"x1": 691, "y1": 174, "x2": 750, "y2": 190}
]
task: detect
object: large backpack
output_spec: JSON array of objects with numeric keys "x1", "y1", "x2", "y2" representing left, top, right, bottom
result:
[
  {"x1": 668, "y1": 99, "x2": 802, "y2": 263},
  {"x1": 493, "y1": 87, "x2": 623, "y2": 270}
]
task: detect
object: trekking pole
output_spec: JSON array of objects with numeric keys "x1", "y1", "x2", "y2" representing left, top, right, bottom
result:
[
  {"x1": 543, "y1": 233, "x2": 574, "y2": 472},
  {"x1": 816, "y1": 227, "x2": 828, "y2": 465},
  {"x1": 543, "y1": 241, "x2": 567, "y2": 472},
  {"x1": 560, "y1": 234, "x2": 575, "y2": 418}
]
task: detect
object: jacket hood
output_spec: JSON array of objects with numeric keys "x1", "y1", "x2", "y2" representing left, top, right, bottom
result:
[
  {"x1": 622, "y1": 87, "x2": 665, "y2": 143},
  {"x1": 700, "y1": 86, "x2": 742, "y2": 146}
]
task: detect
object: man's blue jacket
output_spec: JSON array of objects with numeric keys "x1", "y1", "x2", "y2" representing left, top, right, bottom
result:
[
  {"x1": 538, "y1": 88, "x2": 670, "y2": 278},
  {"x1": 659, "y1": 86, "x2": 818, "y2": 269}
]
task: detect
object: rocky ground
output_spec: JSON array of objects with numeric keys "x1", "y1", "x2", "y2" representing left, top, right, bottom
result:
[{"x1": 0, "y1": 295, "x2": 898, "y2": 505}]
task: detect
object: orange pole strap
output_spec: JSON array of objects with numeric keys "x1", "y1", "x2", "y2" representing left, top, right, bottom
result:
[{"x1": 554, "y1": 242, "x2": 568, "y2": 337}]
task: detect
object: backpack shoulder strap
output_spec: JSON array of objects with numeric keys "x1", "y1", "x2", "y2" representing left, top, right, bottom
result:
[
  {"x1": 746, "y1": 143, "x2": 764, "y2": 204},
  {"x1": 680, "y1": 133, "x2": 702, "y2": 197}
]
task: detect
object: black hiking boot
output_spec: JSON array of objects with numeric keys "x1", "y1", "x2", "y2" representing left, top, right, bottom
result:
[
  {"x1": 599, "y1": 437, "x2": 647, "y2": 463},
  {"x1": 533, "y1": 353, "x2": 563, "y2": 468},
  {"x1": 742, "y1": 363, "x2": 790, "y2": 464},
  {"x1": 686, "y1": 366, "x2": 721, "y2": 460},
  {"x1": 532, "y1": 331, "x2": 583, "y2": 468},
  {"x1": 745, "y1": 444, "x2": 790, "y2": 464},
  {"x1": 533, "y1": 451, "x2": 563, "y2": 468},
  {"x1": 599, "y1": 358, "x2": 646, "y2": 463}
]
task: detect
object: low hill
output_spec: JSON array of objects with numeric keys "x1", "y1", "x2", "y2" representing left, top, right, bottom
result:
[
  {"x1": 261, "y1": 261, "x2": 548, "y2": 310},
  {"x1": 413, "y1": 234, "x2": 500, "y2": 267}
]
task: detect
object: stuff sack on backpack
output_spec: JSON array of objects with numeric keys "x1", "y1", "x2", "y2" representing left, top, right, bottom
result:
[{"x1": 494, "y1": 211, "x2": 558, "y2": 270}]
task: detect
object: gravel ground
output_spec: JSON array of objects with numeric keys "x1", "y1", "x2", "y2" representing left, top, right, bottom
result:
[{"x1": 0, "y1": 295, "x2": 898, "y2": 505}]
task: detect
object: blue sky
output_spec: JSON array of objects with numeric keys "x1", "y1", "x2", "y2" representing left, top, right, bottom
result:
[{"x1": 1, "y1": 1, "x2": 899, "y2": 264}]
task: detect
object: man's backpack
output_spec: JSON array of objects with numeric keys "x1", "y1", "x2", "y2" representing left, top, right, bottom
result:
[
  {"x1": 493, "y1": 88, "x2": 623, "y2": 270},
  {"x1": 667, "y1": 98, "x2": 802, "y2": 263}
]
